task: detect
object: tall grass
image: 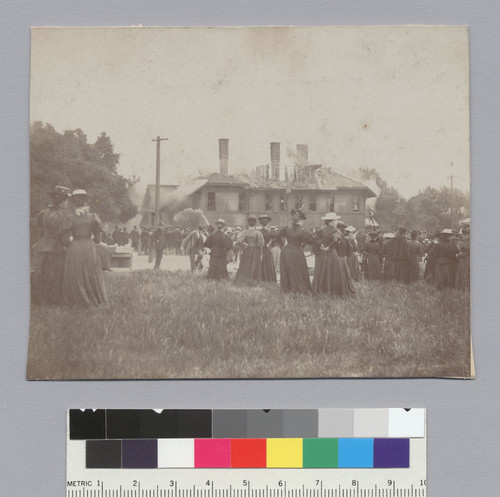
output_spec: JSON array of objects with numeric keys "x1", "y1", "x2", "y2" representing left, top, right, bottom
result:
[{"x1": 27, "y1": 271, "x2": 471, "y2": 379}]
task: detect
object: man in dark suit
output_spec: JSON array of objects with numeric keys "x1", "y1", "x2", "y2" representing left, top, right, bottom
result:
[{"x1": 150, "y1": 222, "x2": 166, "y2": 269}]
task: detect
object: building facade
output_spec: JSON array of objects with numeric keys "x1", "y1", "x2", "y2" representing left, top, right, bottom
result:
[{"x1": 141, "y1": 140, "x2": 376, "y2": 229}]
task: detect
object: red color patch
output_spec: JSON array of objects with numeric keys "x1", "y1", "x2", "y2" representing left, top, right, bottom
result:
[{"x1": 231, "y1": 439, "x2": 267, "y2": 468}]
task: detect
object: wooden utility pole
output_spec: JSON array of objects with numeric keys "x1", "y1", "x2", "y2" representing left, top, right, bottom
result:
[
  {"x1": 448, "y1": 174, "x2": 456, "y2": 228},
  {"x1": 151, "y1": 136, "x2": 168, "y2": 226}
]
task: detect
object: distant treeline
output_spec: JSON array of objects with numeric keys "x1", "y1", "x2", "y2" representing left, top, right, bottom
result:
[{"x1": 359, "y1": 168, "x2": 470, "y2": 231}]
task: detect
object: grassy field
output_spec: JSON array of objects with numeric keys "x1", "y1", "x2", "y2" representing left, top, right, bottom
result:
[{"x1": 27, "y1": 270, "x2": 471, "y2": 379}]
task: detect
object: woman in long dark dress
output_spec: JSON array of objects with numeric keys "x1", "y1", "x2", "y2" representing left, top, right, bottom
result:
[
  {"x1": 61, "y1": 189, "x2": 107, "y2": 307},
  {"x1": 279, "y1": 209, "x2": 312, "y2": 293},
  {"x1": 204, "y1": 218, "x2": 233, "y2": 280},
  {"x1": 258, "y1": 215, "x2": 277, "y2": 282},
  {"x1": 423, "y1": 234, "x2": 439, "y2": 283},
  {"x1": 234, "y1": 215, "x2": 265, "y2": 285},
  {"x1": 336, "y1": 222, "x2": 356, "y2": 296},
  {"x1": 433, "y1": 229, "x2": 459, "y2": 290},
  {"x1": 382, "y1": 232, "x2": 396, "y2": 281},
  {"x1": 408, "y1": 230, "x2": 424, "y2": 283},
  {"x1": 362, "y1": 231, "x2": 383, "y2": 281},
  {"x1": 32, "y1": 185, "x2": 71, "y2": 304},
  {"x1": 312, "y1": 213, "x2": 344, "y2": 297},
  {"x1": 344, "y1": 226, "x2": 360, "y2": 282}
]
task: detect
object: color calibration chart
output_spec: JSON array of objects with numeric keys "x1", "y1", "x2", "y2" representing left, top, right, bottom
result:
[{"x1": 67, "y1": 409, "x2": 426, "y2": 497}]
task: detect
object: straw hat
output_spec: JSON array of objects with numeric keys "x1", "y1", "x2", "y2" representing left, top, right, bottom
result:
[
  {"x1": 321, "y1": 212, "x2": 341, "y2": 221},
  {"x1": 440, "y1": 228, "x2": 453, "y2": 235},
  {"x1": 216, "y1": 218, "x2": 226, "y2": 225},
  {"x1": 71, "y1": 189, "x2": 88, "y2": 197}
]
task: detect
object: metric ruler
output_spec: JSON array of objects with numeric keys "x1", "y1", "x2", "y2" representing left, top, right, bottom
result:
[{"x1": 67, "y1": 409, "x2": 426, "y2": 497}]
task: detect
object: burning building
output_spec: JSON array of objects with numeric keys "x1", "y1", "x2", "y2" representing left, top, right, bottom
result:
[{"x1": 140, "y1": 139, "x2": 376, "y2": 228}]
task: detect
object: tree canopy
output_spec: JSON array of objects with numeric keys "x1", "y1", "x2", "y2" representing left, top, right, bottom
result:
[
  {"x1": 359, "y1": 167, "x2": 469, "y2": 231},
  {"x1": 30, "y1": 122, "x2": 138, "y2": 223}
]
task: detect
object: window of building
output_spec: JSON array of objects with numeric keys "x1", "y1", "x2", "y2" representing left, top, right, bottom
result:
[
  {"x1": 309, "y1": 193, "x2": 317, "y2": 211},
  {"x1": 294, "y1": 194, "x2": 303, "y2": 210},
  {"x1": 280, "y1": 193, "x2": 287, "y2": 211},
  {"x1": 238, "y1": 192, "x2": 246, "y2": 212},
  {"x1": 265, "y1": 192, "x2": 273, "y2": 211},
  {"x1": 328, "y1": 194, "x2": 335, "y2": 212},
  {"x1": 207, "y1": 191, "x2": 216, "y2": 211},
  {"x1": 352, "y1": 195, "x2": 360, "y2": 212}
]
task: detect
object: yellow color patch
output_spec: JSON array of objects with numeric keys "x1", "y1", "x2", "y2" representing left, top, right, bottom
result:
[{"x1": 266, "y1": 438, "x2": 303, "y2": 468}]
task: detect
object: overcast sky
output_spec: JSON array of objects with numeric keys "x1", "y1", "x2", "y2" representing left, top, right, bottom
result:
[{"x1": 30, "y1": 26, "x2": 470, "y2": 198}]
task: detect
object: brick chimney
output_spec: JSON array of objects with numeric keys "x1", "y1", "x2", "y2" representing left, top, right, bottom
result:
[
  {"x1": 270, "y1": 142, "x2": 280, "y2": 180},
  {"x1": 297, "y1": 144, "x2": 308, "y2": 166},
  {"x1": 219, "y1": 138, "x2": 229, "y2": 175}
]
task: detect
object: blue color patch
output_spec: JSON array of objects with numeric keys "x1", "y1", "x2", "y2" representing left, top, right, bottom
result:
[{"x1": 338, "y1": 438, "x2": 374, "y2": 468}]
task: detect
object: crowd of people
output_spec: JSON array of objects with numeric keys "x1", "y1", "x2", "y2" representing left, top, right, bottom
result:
[
  {"x1": 149, "y1": 209, "x2": 470, "y2": 296},
  {"x1": 32, "y1": 185, "x2": 470, "y2": 307}
]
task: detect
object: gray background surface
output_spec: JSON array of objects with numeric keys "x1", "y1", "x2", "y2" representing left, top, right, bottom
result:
[{"x1": 1, "y1": 1, "x2": 498, "y2": 495}]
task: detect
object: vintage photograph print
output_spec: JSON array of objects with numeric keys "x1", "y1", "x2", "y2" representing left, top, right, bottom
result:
[{"x1": 27, "y1": 26, "x2": 471, "y2": 379}]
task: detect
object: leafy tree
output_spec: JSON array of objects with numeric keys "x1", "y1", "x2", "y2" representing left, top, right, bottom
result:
[
  {"x1": 173, "y1": 208, "x2": 209, "y2": 228},
  {"x1": 407, "y1": 186, "x2": 470, "y2": 231},
  {"x1": 30, "y1": 122, "x2": 138, "y2": 223}
]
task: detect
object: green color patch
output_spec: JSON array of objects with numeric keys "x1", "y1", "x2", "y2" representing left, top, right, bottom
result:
[{"x1": 303, "y1": 438, "x2": 338, "y2": 468}]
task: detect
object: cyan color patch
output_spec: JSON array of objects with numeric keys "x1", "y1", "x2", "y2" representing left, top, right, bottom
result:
[{"x1": 338, "y1": 438, "x2": 374, "y2": 468}]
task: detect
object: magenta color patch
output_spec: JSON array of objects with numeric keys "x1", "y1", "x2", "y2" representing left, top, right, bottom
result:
[{"x1": 194, "y1": 439, "x2": 231, "y2": 468}]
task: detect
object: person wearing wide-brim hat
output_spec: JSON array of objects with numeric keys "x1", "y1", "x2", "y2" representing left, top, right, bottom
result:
[
  {"x1": 361, "y1": 229, "x2": 383, "y2": 281},
  {"x1": 204, "y1": 218, "x2": 233, "y2": 280},
  {"x1": 234, "y1": 215, "x2": 265, "y2": 285},
  {"x1": 321, "y1": 212, "x2": 341, "y2": 222},
  {"x1": 432, "y1": 228, "x2": 460, "y2": 290},
  {"x1": 277, "y1": 208, "x2": 313, "y2": 294},
  {"x1": 341, "y1": 223, "x2": 361, "y2": 284},
  {"x1": 31, "y1": 185, "x2": 72, "y2": 305},
  {"x1": 60, "y1": 189, "x2": 108, "y2": 306},
  {"x1": 381, "y1": 232, "x2": 397, "y2": 282},
  {"x1": 387, "y1": 225, "x2": 411, "y2": 284},
  {"x1": 312, "y1": 213, "x2": 352, "y2": 296},
  {"x1": 338, "y1": 222, "x2": 357, "y2": 293},
  {"x1": 258, "y1": 214, "x2": 277, "y2": 282}
]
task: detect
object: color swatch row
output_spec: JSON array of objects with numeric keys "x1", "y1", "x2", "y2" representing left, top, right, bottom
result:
[
  {"x1": 70, "y1": 409, "x2": 424, "y2": 440},
  {"x1": 85, "y1": 437, "x2": 410, "y2": 469}
]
